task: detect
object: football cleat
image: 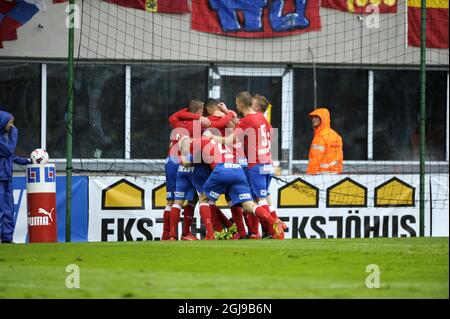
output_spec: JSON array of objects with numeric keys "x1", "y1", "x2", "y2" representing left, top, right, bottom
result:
[
  {"x1": 248, "y1": 233, "x2": 261, "y2": 240},
  {"x1": 181, "y1": 233, "x2": 198, "y2": 241},
  {"x1": 272, "y1": 220, "x2": 285, "y2": 240},
  {"x1": 277, "y1": 218, "x2": 288, "y2": 230},
  {"x1": 230, "y1": 233, "x2": 246, "y2": 240},
  {"x1": 226, "y1": 223, "x2": 238, "y2": 238},
  {"x1": 162, "y1": 232, "x2": 171, "y2": 241},
  {"x1": 262, "y1": 232, "x2": 274, "y2": 240},
  {"x1": 214, "y1": 229, "x2": 227, "y2": 240}
]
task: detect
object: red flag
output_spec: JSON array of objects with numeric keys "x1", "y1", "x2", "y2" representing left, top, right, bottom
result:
[
  {"x1": 321, "y1": 0, "x2": 397, "y2": 14},
  {"x1": 191, "y1": 0, "x2": 321, "y2": 38},
  {"x1": 104, "y1": 0, "x2": 189, "y2": 13},
  {"x1": 408, "y1": 0, "x2": 448, "y2": 48},
  {"x1": 0, "y1": 0, "x2": 15, "y2": 48},
  {"x1": 0, "y1": 0, "x2": 44, "y2": 48}
]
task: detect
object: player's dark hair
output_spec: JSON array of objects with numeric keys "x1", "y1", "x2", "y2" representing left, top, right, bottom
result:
[
  {"x1": 205, "y1": 98, "x2": 219, "y2": 109},
  {"x1": 188, "y1": 99, "x2": 204, "y2": 113},
  {"x1": 254, "y1": 94, "x2": 270, "y2": 113},
  {"x1": 236, "y1": 91, "x2": 253, "y2": 108}
]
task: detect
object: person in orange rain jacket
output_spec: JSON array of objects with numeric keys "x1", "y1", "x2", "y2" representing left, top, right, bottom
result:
[{"x1": 306, "y1": 108, "x2": 343, "y2": 175}]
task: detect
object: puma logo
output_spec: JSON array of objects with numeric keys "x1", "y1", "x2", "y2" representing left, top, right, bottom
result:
[{"x1": 38, "y1": 208, "x2": 54, "y2": 222}]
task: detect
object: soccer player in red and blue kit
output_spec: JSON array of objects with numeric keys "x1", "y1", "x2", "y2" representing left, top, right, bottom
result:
[
  {"x1": 167, "y1": 100, "x2": 237, "y2": 240},
  {"x1": 163, "y1": 100, "x2": 211, "y2": 240},
  {"x1": 178, "y1": 133, "x2": 284, "y2": 240},
  {"x1": 203, "y1": 99, "x2": 247, "y2": 239},
  {"x1": 214, "y1": 91, "x2": 285, "y2": 239},
  {"x1": 251, "y1": 94, "x2": 287, "y2": 236}
]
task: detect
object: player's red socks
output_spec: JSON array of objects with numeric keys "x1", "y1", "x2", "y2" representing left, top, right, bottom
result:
[
  {"x1": 212, "y1": 205, "x2": 233, "y2": 228},
  {"x1": 252, "y1": 205, "x2": 284, "y2": 240},
  {"x1": 258, "y1": 201, "x2": 274, "y2": 236},
  {"x1": 209, "y1": 202, "x2": 223, "y2": 232},
  {"x1": 257, "y1": 200, "x2": 271, "y2": 216},
  {"x1": 199, "y1": 203, "x2": 214, "y2": 239},
  {"x1": 162, "y1": 205, "x2": 171, "y2": 240},
  {"x1": 243, "y1": 212, "x2": 251, "y2": 229},
  {"x1": 169, "y1": 204, "x2": 182, "y2": 239},
  {"x1": 182, "y1": 204, "x2": 195, "y2": 236},
  {"x1": 248, "y1": 214, "x2": 260, "y2": 236},
  {"x1": 253, "y1": 206, "x2": 275, "y2": 227},
  {"x1": 268, "y1": 205, "x2": 287, "y2": 230},
  {"x1": 270, "y1": 207, "x2": 279, "y2": 220},
  {"x1": 230, "y1": 205, "x2": 246, "y2": 237}
]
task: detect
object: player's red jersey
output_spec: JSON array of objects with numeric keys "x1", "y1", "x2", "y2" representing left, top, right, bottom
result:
[
  {"x1": 207, "y1": 112, "x2": 235, "y2": 136},
  {"x1": 190, "y1": 137, "x2": 235, "y2": 170},
  {"x1": 167, "y1": 108, "x2": 235, "y2": 161},
  {"x1": 167, "y1": 108, "x2": 202, "y2": 159},
  {"x1": 234, "y1": 112, "x2": 272, "y2": 168}
]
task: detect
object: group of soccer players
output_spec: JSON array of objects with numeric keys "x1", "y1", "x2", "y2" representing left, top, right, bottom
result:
[{"x1": 162, "y1": 91, "x2": 286, "y2": 240}]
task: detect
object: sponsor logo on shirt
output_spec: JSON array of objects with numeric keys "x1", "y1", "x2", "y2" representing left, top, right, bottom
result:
[{"x1": 178, "y1": 166, "x2": 194, "y2": 173}]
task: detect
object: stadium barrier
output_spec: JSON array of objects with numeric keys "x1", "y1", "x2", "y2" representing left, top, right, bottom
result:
[
  {"x1": 12, "y1": 174, "x2": 448, "y2": 243},
  {"x1": 87, "y1": 174, "x2": 449, "y2": 241}
]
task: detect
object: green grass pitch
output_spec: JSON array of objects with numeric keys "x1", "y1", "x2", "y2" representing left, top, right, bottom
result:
[{"x1": 0, "y1": 238, "x2": 448, "y2": 298}]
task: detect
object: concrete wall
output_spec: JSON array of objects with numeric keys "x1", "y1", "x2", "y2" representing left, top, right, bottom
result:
[{"x1": 0, "y1": 0, "x2": 448, "y2": 65}]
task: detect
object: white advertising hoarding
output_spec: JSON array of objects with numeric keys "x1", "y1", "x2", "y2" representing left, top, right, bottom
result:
[{"x1": 88, "y1": 174, "x2": 449, "y2": 242}]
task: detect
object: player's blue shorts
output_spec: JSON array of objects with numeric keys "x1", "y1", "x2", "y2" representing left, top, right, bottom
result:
[
  {"x1": 164, "y1": 157, "x2": 179, "y2": 200},
  {"x1": 192, "y1": 164, "x2": 211, "y2": 193},
  {"x1": 174, "y1": 165, "x2": 196, "y2": 201},
  {"x1": 203, "y1": 163, "x2": 253, "y2": 207},
  {"x1": 247, "y1": 163, "x2": 274, "y2": 199},
  {"x1": 224, "y1": 157, "x2": 248, "y2": 204}
]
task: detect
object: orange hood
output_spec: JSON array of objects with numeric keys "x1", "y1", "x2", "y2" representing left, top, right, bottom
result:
[{"x1": 309, "y1": 108, "x2": 331, "y2": 133}]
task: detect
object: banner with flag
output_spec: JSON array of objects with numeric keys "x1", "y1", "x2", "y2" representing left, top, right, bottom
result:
[
  {"x1": 407, "y1": 0, "x2": 449, "y2": 48},
  {"x1": 321, "y1": 0, "x2": 397, "y2": 14},
  {"x1": 191, "y1": 0, "x2": 321, "y2": 38},
  {"x1": 104, "y1": 0, "x2": 190, "y2": 13},
  {"x1": 0, "y1": 0, "x2": 46, "y2": 48}
]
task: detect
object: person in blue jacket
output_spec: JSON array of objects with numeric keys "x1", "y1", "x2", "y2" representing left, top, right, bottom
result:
[{"x1": 0, "y1": 110, "x2": 31, "y2": 244}]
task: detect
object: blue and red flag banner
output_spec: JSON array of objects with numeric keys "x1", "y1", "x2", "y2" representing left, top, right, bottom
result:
[
  {"x1": 103, "y1": 0, "x2": 190, "y2": 13},
  {"x1": 321, "y1": 0, "x2": 397, "y2": 14},
  {"x1": 0, "y1": 0, "x2": 45, "y2": 48},
  {"x1": 191, "y1": 0, "x2": 321, "y2": 38}
]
